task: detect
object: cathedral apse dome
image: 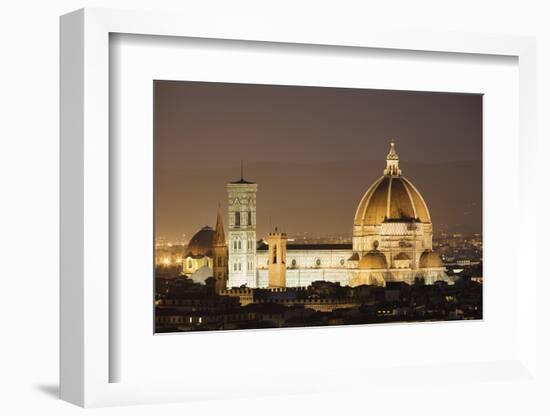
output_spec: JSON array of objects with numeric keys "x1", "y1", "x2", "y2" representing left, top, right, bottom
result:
[
  {"x1": 185, "y1": 226, "x2": 214, "y2": 258},
  {"x1": 419, "y1": 250, "x2": 444, "y2": 268},
  {"x1": 359, "y1": 250, "x2": 388, "y2": 269}
]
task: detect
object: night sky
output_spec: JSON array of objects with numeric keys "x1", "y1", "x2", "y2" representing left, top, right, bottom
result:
[{"x1": 155, "y1": 81, "x2": 482, "y2": 242}]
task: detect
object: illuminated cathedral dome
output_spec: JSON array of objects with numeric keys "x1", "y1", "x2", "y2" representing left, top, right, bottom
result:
[
  {"x1": 354, "y1": 140, "x2": 431, "y2": 228},
  {"x1": 359, "y1": 249, "x2": 388, "y2": 269},
  {"x1": 185, "y1": 226, "x2": 214, "y2": 258},
  {"x1": 419, "y1": 250, "x2": 444, "y2": 268}
]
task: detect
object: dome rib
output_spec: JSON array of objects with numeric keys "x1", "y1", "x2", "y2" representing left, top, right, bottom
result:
[
  {"x1": 388, "y1": 177, "x2": 416, "y2": 220},
  {"x1": 400, "y1": 179, "x2": 418, "y2": 219},
  {"x1": 401, "y1": 177, "x2": 431, "y2": 223},
  {"x1": 386, "y1": 177, "x2": 393, "y2": 219},
  {"x1": 353, "y1": 176, "x2": 385, "y2": 226}
]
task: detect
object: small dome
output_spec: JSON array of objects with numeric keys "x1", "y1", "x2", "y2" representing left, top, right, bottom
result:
[
  {"x1": 394, "y1": 252, "x2": 410, "y2": 261},
  {"x1": 359, "y1": 250, "x2": 388, "y2": 269},
  {"x1": 186, "y1": 226, "x2": 214, "y2": 258},
  {"x1": 419, "y1": 250, "x2": 444, "y2": 268}
]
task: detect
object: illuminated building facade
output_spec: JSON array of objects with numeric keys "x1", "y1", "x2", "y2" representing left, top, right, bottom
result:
[
  {"x1": 226, "y1": 170, "x2": 258, "y2": 288},
  {"x1": 183, "y1": 141, "x2": 449, "y2": 288}
]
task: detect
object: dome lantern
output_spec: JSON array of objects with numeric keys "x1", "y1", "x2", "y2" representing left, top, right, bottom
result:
[{"x1": 384, "y1": 139, "x2": 402, "y2": 176}]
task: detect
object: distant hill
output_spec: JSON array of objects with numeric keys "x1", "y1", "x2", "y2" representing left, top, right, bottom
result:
[{"x1": 155, "y1": 160, "x2": 482, "y2": 240}]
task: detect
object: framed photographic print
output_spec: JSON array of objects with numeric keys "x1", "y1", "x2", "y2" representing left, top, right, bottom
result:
[{"x1": 60, "y1": 7, "x2": 540, "y2": 409}]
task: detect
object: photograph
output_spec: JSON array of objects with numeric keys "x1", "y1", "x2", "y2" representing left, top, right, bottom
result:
[{"x1": 154, "y1": 80, "x2": 483, "y2": 333}]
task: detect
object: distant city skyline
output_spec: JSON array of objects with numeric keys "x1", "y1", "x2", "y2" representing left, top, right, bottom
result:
[{"x1": 155, "y1": 81, "x2": 482, "y2": 241}]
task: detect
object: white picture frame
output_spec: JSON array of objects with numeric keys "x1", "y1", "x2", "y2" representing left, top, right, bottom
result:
[{"x1": 60, "y1": 7, "x2": 538, "y2": 408}]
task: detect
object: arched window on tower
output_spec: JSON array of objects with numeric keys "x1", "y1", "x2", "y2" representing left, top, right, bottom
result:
[
  {"x1": 248, "y1": 210, "x2": 252, "y2": 226},
  {"x1": 235, "y1": 211, "x2": 240, "y2": 227},
  {"x1": 273, "y1": 244, "x2": 278, "y2": 264}
]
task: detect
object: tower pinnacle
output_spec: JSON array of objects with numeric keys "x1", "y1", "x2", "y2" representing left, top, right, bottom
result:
[
  {"x1": 384, "y1": 139, "x2": 402, "y2": 176},
  {"x1": 213, "y1": 206, "x2": 226, "y2": 245},
  {"x1": 229, "y1": 161, "x2": 255, "y2": 185},
  {"x1": 212, "y1": 206, "x2": 228, "y2": 293}
]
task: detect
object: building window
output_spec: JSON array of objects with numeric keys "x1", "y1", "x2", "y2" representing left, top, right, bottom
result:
[
  {"x1": 238, "y1": 263, "x2": 241, "y2": 271},
  {"x1": 273, "y1": 244, "x2": 277, "y2": 264},
  {"x1": 238, "y1": 240, "x2": 242, "y2": 250},
  {"x1": 291, "y1": 259, "x2": 297, "y2": 267},
  {"x1": 233, "y1": 240, "x2": 237, "y2": 250},
  {"x1": 340, "y1": 259, "x2": 345, "y2": 266},
  {"x1": 235, "y1": 211, "x2": 240, "y2": 227},
  {"x1": 316, "y1": 258, "x2": 321, "y2": 267},
  {"x1": 248, "y1": 210, "x2": 252, "y2": 226},
  {"x1": 188, "y1": 259, "x2": 192, "y2": 268},
  {"x1": 233, "y1": 263, "x2": 237, "y2": 271}
]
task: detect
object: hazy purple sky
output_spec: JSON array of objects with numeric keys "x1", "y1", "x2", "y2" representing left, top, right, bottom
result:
[{"x1": 155, "y1": 81, "x2": 482, "y2": 241}]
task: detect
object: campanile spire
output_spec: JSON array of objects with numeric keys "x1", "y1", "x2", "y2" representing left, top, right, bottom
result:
[
  {"x1": 212, "y1": 206, "x2": 228, "y2": 293},
  {"x1": 213, "y1": 205, "x2": 226, "y2": 245}
]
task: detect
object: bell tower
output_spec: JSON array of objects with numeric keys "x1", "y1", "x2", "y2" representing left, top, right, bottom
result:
[
  {"x1": 227, "y1": 162, "x2": 258, "y2": 288},
  {"x1": 268, "y1": 229, "x2": 288, "y2": 288}
]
